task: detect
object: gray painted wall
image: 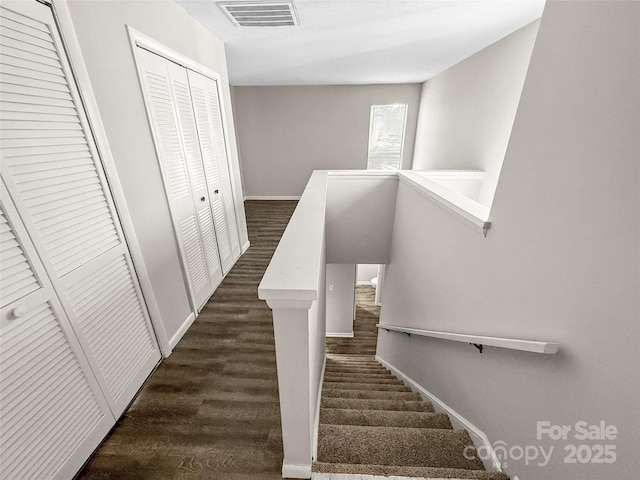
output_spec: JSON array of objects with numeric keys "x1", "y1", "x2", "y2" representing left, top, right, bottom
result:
[
  {"x1": 325, "y1": 176, "x2": 398, "y2": 264},
  {"x1": 66, "y1": 0, "x2": 248, "y2": 346},
  {"x1": 412, "y1": 20, "x2": 540, "y2": 207},
  {"x1": 233, "y1": 84, "x2": 422, "y2": 197},
  {"x1": 326, "y1": 264, "x2": 356, "y2": 337},
  {"x1": 378, "y1": 1, "x2": 639, "y2": 479}
]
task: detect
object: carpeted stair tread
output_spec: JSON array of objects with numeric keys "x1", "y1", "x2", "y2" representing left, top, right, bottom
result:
[
  {"x1": 325, "y1": 375, "x2": 400, "y2": 384},
  {"x1": 325, "y1": 365, "x2": 391, "y2": 375},
  {"x1": 312, "y1": 462, "x2": 509, "y2": 480},
  {"x1": 322, "y1": 389, "x2": 421, "y2": 401},
  {"x1": 326, "y1": 357, "x2": 382, "y2": 362},
  {"x1": 320, "y1": 408, "x2": 453, "y2": 429},
  {"x1": 326, "y1": 354, "x2": 378, "y2": 360},
  {"x1": 317, "y1": 424, "x2": 485, "y2": 470},
  {"x1": 324, "y1": 370, "x2": 398, "y2": 380},
  {"x1": 322, "y1": 397, "x2": 434, "y2": 412},
  {"x1": 323, "y1": 382, "x2": 411, "y2": 392}
]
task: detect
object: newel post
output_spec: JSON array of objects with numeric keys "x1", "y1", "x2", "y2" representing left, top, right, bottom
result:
[{"x1": 264, "y1": 298, "x2": 315, "y2": 479}]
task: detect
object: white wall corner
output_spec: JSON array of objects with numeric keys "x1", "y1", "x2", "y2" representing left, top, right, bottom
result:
[{"x1": 375, "y1": 355, "x2": 503, "y2": 472}]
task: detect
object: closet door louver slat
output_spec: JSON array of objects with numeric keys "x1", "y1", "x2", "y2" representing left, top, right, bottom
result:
[{"x1": 0, "y1": 208, "x2": 39, "y2": 306}]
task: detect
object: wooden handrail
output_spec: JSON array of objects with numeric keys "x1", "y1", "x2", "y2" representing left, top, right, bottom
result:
[{"x1": 377, "y1": 324, "x2": 559, "y2": 354}]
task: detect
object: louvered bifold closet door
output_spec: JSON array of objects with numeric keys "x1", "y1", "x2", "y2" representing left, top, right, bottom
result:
[
  {"x1": 0, "y1": 0, "x2": 160, "y2": 418},
  {"x1": 136, "y1": 48, "x2": 215, "y2": 310},
  {"x1": 0, "y1": 183, "x2": 115, "y2": 480},
  {"x1": 187, "y1": 70, "x2": 241, "y2": 274},
  {"x1": 166, "y1": 60, "x2": 223, "y2": 295}
]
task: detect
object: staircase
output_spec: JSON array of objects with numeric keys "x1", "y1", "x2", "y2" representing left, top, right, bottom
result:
[{"x1": 313, "y1": 354, "x2": 509, "y2": 480}]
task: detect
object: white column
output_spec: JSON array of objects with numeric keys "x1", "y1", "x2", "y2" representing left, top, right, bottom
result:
[{"x1": 267, "y1": 299, "x2": 315, "y2": 479}]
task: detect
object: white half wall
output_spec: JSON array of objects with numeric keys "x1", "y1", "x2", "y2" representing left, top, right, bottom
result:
[
  {"x1": 233, "y1": 84, "x2": 422, "y2": 197},
  {"x1": 325, "y1": 174, "x2": 398, "y2": 264},
  {"x1": 64, "y1": 0, "x2": 249, "y2": 349},
  {"x1": 412, "y1": 19, "x2": 540, "y2": 207},
  {"x1": 378, "y1": 2, "x2": 639, "y2": 479}
]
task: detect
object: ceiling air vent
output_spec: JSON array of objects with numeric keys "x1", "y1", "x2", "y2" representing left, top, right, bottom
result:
[{"x1": 218, "y1": 1, "x2": 299, "y2": 27}]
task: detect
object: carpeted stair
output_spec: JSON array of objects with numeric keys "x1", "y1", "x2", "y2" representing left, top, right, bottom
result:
[{"x1": 314, "y1": 354, "x2": 509, "y2": 480}]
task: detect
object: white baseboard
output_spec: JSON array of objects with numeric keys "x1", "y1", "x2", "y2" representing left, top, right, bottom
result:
[
  {"x1": 356, "y1": 281, "x2": 374, "y2": 286},
  {"x1": 245, "y1": 195, "x2": 301, "y2": 200},
  {"x1": 326, "y1": 332, "x2": 354, "y2": 338},
  {"x1": 242, "y1": 240, "x2": 250, "y2": 254},
  {"x1": 283, "y1": 463, "x2": 312, "y2": 479},
  {"x1": 375, "y1": 356, "x2": 502, "y2": 472},
  {"x1": 313, "y1": 475, "x2": 440, "y2": 480},
  {"x1": 169, "y1": 312, "x2": 196, "y2": 350}
]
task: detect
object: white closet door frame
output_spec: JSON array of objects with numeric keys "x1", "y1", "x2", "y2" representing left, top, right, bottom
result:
[
  {"x1": 127, "y1": 26, "x2": 243, "y2": 266},
  {"x1": 48, "y1": 0, "x2": 172, "y2": 356}
]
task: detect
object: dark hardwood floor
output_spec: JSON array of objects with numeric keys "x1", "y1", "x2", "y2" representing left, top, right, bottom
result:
[
  {"x1": 78, "y1": 201, "x2": 382, "y2": 479},
  {"x1": 78, "y1": 201, "x2": 297, "y2": 480},
  {"x1": 326, "y1": 286, "x2": 380, "y2": 356}
]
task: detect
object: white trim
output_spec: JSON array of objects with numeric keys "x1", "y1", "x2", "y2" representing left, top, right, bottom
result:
[
  {"x1": 283, "y1": 464, "x2": 313, "y2": 479},
  {"x1": 326, "y1": 332, "x2": 354, "y2": 338},
  {"x1": 128, "y1": 27, "x2": 225, "y2": 82},
  {"x1": 312, "y1": 474, "x2": 461, "y2": 480},
  {"x1": 50, "y1": 0, "x2": 171, "y2": 356},
  {"x1": 328, "y1": 171, "x2": 397, "y2": 180},
  {"x1": 356, "y1": 280, "x2": 374, "y2": 286},
  {"x1": 169, "y1": 312, "x2": 196, "y2": 350},
  {"x1": 313, "y1": 355, "x2": 326, "y2": 461},
  {"x1": 377, "y1": 324, "x2": 559, "y2": 354},
  {"x1": 375, "y1": 356, "x2": 502, "y2": 472},
  {"x1": 398, "y1": 171, "x2": 491, "y2": 236},
  {"x1": 245, "y1": 195, "x2": 301, "y2": 200},
  {"x1": 242, "y1": 240, "x2": 251, "y2": 254}
]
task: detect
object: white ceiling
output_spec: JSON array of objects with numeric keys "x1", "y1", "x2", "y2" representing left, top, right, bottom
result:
[{"x1": 176, "y1": 0, "x2": 546, "y2": 86}]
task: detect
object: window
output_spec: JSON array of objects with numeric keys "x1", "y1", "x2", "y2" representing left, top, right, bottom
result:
[{"x1": 367, "y1": 104, "x2": 408, "y2": 170}]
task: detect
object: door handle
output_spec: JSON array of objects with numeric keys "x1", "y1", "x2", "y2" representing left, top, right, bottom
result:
[
  {"x1": 11, "y1": 305, "x2": 30, "y2": 319},
  {"x1": 214, "y1": 189, "x2": 219, "y2": 194},
  {"x1": 201, "y1": 196, "x2": 206, "y2": 202}
]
